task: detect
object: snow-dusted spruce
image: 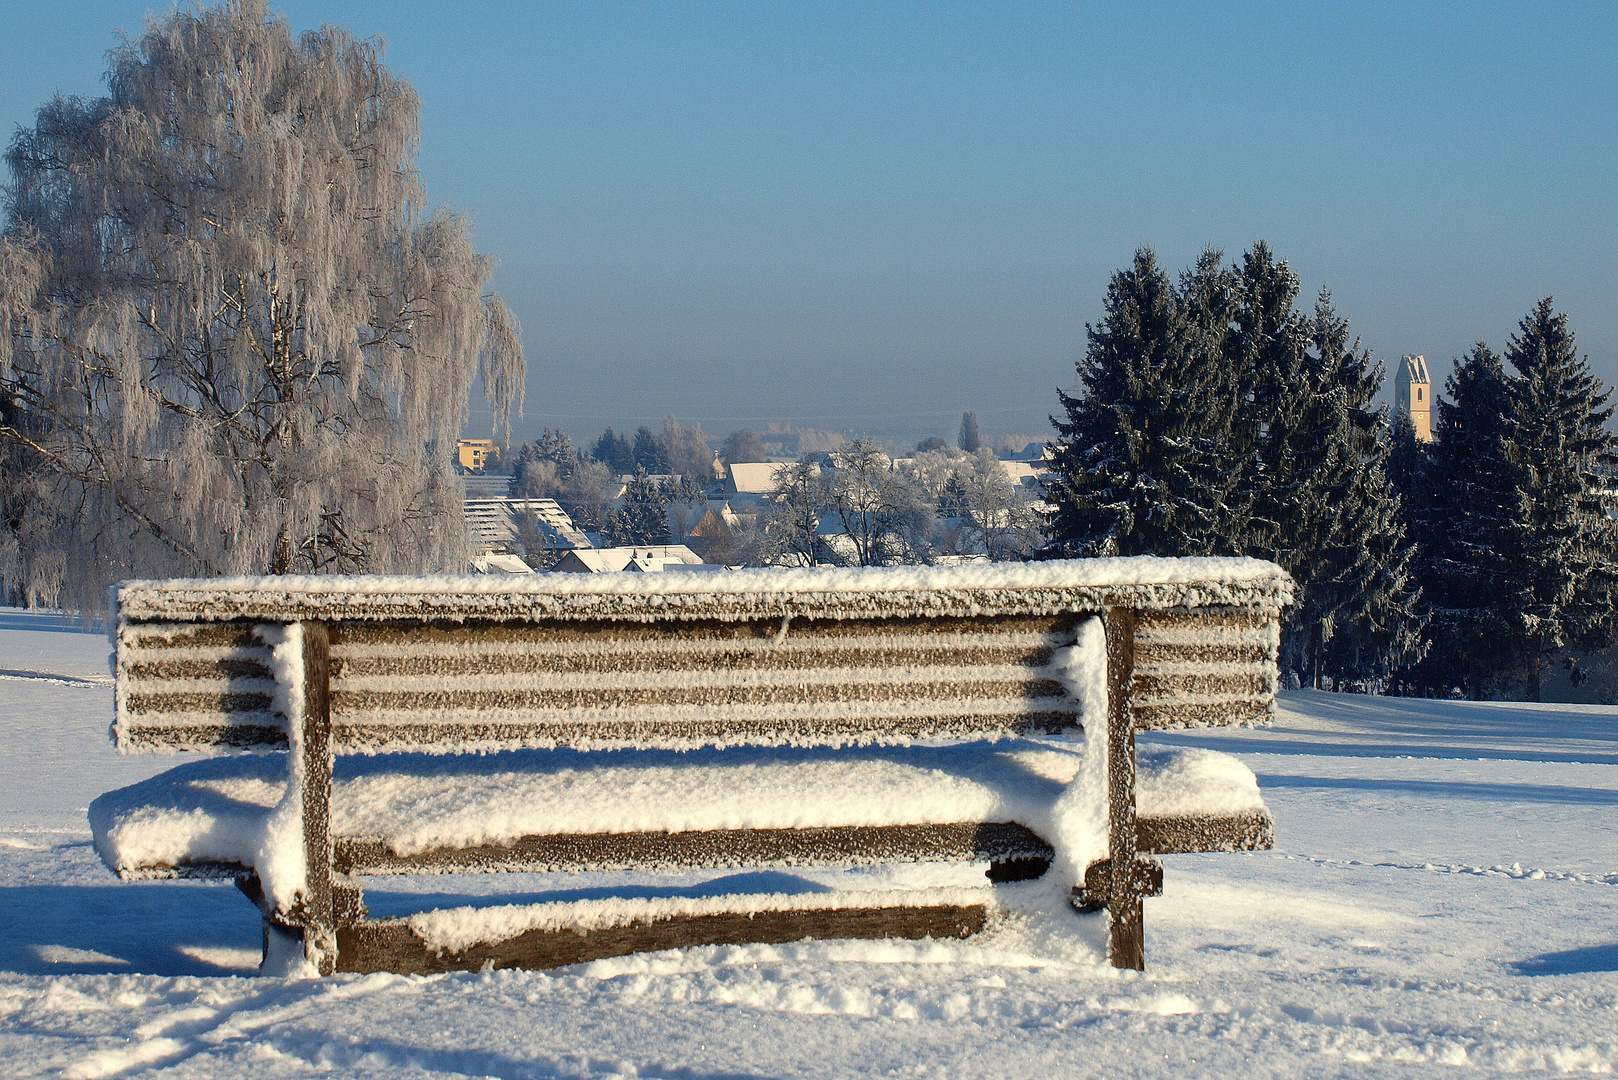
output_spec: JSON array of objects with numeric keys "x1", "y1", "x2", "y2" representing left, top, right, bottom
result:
[
  {"x1": 0, "y1": 0, "x2": 523, "y2": 613},
  {"x1": 1498, "y1": 301, "x2": 1618, "y2": 700},
  {"x1": 97, "y1": 558, "x2": 1288, "y2": 977},
  {"x1": 1228, "y1": 245, "x2": 1421, "y2": 687},
  {"x1": 1398, "y1": 344, "x2": 1522, "y2": 696},
  {"x1": 1047, "y1": 243, "x2": 1419, "y2": 687},
  {"x1": 1398, "y1": 302, "x2": 1618, "y2": 699}
]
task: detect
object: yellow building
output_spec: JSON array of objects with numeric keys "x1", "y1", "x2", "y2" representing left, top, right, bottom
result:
[
  {"x1": 1395, "y1": 355, "x2": 1432, "y2": 442},
  {"x1": 458, "y1": 438, "x2": 499, "y2": 472}
]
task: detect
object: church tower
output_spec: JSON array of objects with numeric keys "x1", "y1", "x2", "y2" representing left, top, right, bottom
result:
[{"x1": 1395, "y1": 355, "x2": 1432, "y2": 442}]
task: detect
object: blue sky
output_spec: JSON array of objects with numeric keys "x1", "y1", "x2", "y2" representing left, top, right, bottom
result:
[{"x1": 2, "y1": 2, "x2": 1614, "y2": 447}]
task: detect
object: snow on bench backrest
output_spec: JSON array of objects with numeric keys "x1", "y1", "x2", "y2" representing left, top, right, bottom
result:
[{"x1": 111, "y1": 557, "x2": 1292, "y2": 754}]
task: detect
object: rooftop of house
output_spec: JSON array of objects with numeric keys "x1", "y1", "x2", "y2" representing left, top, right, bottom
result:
[{"x1": 552, "y1": 544, "x2": 708, "y2": 574}]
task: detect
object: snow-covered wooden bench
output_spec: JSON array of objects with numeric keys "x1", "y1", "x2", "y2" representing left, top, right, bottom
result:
[{"x1": 93, "y1": 559, "x2": 1290, "y2": 975}]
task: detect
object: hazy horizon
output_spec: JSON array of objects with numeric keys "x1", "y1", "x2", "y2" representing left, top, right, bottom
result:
[{"x1": 4, "y1": 2, "x2": 1613, "y2": 450}]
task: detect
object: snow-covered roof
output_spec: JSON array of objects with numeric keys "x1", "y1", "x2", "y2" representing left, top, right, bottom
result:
[
  {"x1": 727, "y1": 461, "x2": 794, "y2": 494},
  {"x1": 112, "y1": 557, "x2": 1292, "y2": 624},
  {"x1": 1398, "y1": 354, "x2": 1431, "y2": 385},
  {"x1": 554, "y1": 545, "x2": 706, "y2": 574},
  {"x1": 470, "y1": 553, "x2": 535, "y2": 575},
  {"x1": 463, "y1": 498, "x2": 592, "y2": 555}
]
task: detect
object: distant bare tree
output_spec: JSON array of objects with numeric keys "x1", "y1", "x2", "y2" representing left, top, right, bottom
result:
[
  {"x1": 760, "y1": 457, "x2": 831, "y2": 567},
  {"x1": 720, "y1": 428, "x2": 768, "y2": 465},
  {"x1": 825, "y1": 438, "x2": 934, "y2": 565},
  {"x1": 661, "y1": 417, "x2": 715, "y2": 485},
  {"x1": 0, "y1": 0, "x2": 522, "y2": 609},
  {"x1": 958, "y1": 449, "x2": 1042, "y2": 560}
]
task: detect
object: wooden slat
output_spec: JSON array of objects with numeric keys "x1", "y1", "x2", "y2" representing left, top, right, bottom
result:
[
  {"x1": 1137, "y1": 810, "x2": 1274, "y2": 854},
  {"x1": 332, "y1": 614, "x2": 1079, "y2": 647},
  {"x1": 1133, "y1": 641, "x2": 1272, "y2": 665},
  {"x1": 118, "y1": 722, "x2": 286, "y2": 751},
  {"x1": 1129, "y1": 670, "x2": 1272, "y2": 699},
  {"x1": 335, "y1": 822, "x2": 1054, "y2": 876},
  {"x1": 335, "y1": 904, "x2": 988, "y2": 975},
  {"x1": 124, "y1": 690, "x2": 276, "y2": 715},
  {"x1": 114, "y1": 567, "x2": 1295, "y2": 626},
  {"x1": 329, "y1": 711, "x2": 1078, "y2": 752},
  {"x1": 334, "y1": 677, "x2": 1068, "y2": 713},
  {"x1": 333, "y1": 642, "x2": 1063, "y2": 678},
  {"x1": 1131, "y1": 700, "x2": 1273, "y2": 730}
]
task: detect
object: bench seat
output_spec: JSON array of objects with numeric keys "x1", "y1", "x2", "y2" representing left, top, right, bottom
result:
[{"x1": 91, "y1": 739, "x2": 1270, "y2": 882}]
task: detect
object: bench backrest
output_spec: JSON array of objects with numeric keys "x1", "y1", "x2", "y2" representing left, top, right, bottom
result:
[{"x1": 112, "y1": 558, "x2": 1291, "y2": 754}]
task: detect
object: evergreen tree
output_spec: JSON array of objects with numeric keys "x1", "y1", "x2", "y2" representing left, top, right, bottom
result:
[
  {"x1": 958, "y1": 412, "x2": 981, "y2": 452},
  {"x1": 632, "y1": 426, "x2": 670, "y2": 473},
  {"x1": 508, "y1": 428, "x2": 576, "y2": 498},
  {"x1": 1409, "y1": 344, "x2": 1521, "y2": 696},
  {"x1": 590, "y1": 428, "x2": 634, "y2": 474},
  {"x1": 1500, "y1": 300, "x2": 1618, "y2": 700},
  {"x1": 1045, "y1": 247, "x2": 1249, "y2": 557},
  {"x1": 1228, "y1": 244, "x2": 1423, "y2": 685},
  {"x1": 604, "y1": 469, "x2": 669, "y2": 546}
]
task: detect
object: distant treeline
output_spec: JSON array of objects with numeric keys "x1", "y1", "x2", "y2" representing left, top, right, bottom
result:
[{"x1": 1045, "y1": 244, "x2": 1617, "y2": 702}]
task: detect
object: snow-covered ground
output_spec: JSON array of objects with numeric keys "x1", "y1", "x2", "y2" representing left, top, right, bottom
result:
[{"x1": 1, "y1": 608, "x2": 1614, "y2": 1078}]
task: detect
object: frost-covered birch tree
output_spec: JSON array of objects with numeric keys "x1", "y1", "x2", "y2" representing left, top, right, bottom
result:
[{"x1": 0, "y1": 0, "x2": 523, "y2": 609}]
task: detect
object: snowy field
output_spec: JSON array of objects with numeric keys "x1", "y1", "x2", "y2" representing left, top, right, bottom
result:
[{"x1": 1, "y1": 608, "x2": 1615, "y2": 1078}]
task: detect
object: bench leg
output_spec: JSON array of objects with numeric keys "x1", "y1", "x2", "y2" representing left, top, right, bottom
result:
[
  {"x1": 254, "y1": 622, "x2": 339, "y2": 977},
  {"x1": 1104, "y1": 607, "x2": 1148, "y2": 971},
  {"x1": 297, "y1": 622, "x2": 337, "y2": 975}
]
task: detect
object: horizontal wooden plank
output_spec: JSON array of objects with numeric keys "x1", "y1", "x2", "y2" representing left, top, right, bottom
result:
[
  {"x1": 119, "y1": 623, "x2": 264, "y2": 648},
  {"x1": 1133, "y1": 641, "x2": 1273, "y2": 666},
  {"x1": 335, "y1": 903, "x2": 989, "y2": 975},
  {"x1": 114, "y1": 565, "x2": 1294, "y2": 626},
  {"x1": 1137, "y1": 810, "x2": 1274, "y2": 854},
  {"x1": 124, "y1": 657, "x2": 276, "y2": 681},
  {"x1": 1129, "y1": 670, "x2": 1273, "y2": 699},
  {"x1": 332, "y1": 614, "x2": 1080, "y2": 647},
  {"x1": 332, "y1": 678, "x2": 1067, "y2": 713},
  {"x1": 329, "y1": 711, "x2": 1078, "y2": 751},
  {"x1": 1133, "y1": 609, "x2": 1273, "y2": 633},
  {"x1": 124, "y1": 690, "x2": 276, "y2": 716},
  {"x1": 1130, "y1": 700, "x2": 1273, "y2": 730},
  {"x1": 332, "y1": 641, "x2": 1066, "y2": 679},
  {"x1": 335, "y1": 822, "x2": 1055, "y2": 876},
  {"x1": 117, "y1": 721, "x2": 286, "y2": 751}
]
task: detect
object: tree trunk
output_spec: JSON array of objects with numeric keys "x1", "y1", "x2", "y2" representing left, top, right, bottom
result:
[
  {"x1": 1311, "y1": 623, "x2": 1322, "y2": 690},
  {"x1": 1527, "y1": 634, "x2": 1543, "y2": 703},
  {"x1": 272, "y1": 527, "x2": 293, "y2": 575}
]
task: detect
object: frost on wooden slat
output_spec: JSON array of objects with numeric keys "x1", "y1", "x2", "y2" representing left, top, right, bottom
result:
[
  {"x1": 1124, "y1": 608, "x2": 1281, "y2": 729},
  {"x1": 115, "y1": 620, "x2": 289, "y2": 751},
  {"x1": 111, "y1": 557, "x2": 1294, "y2": 625}
]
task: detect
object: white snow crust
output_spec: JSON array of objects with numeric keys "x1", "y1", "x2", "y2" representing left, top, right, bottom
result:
[
  {"x1": 250, "y1": 624, "x2": 307, "y2": 913},
  {"x1": 113, "y1": 556, "x2": 1294, "y2": 624},
  {"x1": 8, "y1": 605, "x2": 1618, "y2": 1080},
  {"x1": 88, "y1": 737, "x2": 1265, "y2": 879}
]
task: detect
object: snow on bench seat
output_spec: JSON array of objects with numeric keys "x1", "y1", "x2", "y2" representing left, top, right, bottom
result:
[{"x1": 89, "y1": 739, "x2": 1270, "y2": 881}]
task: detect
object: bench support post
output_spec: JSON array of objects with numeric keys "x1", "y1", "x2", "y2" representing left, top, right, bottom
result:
[
  {"x1": 299, "y1": 621, "x2": 337, "y2": 975},
  {"x1": 1104, "y1": 607, "x2": 1147, "y2": 971},
  {"x1": 259, "y1": 621, "x2": 338, "y2": 976}
]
